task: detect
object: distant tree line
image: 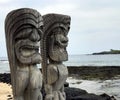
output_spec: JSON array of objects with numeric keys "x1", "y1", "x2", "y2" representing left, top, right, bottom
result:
[{"x1": 92, "y1": 49, "x2": 120, "y2": 55}]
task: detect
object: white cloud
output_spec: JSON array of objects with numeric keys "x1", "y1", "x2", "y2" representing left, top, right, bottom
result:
[
  {"x1": 0, "y1": 0, "x2": 10, "y2": 3},
  {"x1": 39, "y1": 3, "x2": 77, "y2": 15},
  {"x1": 0, "y1": 0, "x2": 120, "y2": 56},
  {"x1": 69, "y1": 6, "x2": 120, "y2": 34},
  {"x1": 68, "y1": 31, "x2": 120, "y2": 54}
]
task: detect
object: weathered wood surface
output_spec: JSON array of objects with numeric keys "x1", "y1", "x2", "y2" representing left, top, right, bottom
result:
[
  {"x1": 42, "y1": 14, "x2": 71, "y2": 100},
  {"x1": 5, "y1": 8, "x2": 43, "y2": 100}
]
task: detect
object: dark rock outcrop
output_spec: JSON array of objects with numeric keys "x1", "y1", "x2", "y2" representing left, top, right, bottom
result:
[
  {"x1": 0, "y1": 73, "x2": 11, "y2": 84},
  {"x1": 67, "y1": 66, "x2": 120, "y2": 80},
  {"x1": 65, "y1": 87, "x2": 116, "y2": 100},
  {"x1": 65, "y1": 87, "x2": 88, "y2": 99}
]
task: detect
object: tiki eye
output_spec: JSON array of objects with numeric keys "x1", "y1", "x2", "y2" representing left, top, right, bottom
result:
[
  {"x1": 15, "y1": 28, "x2": 32, "y2": 41},
  {"x1": 40, "y1": 26, "x2": 43, "y2": 30},
  {"x1": 60, "y1": 27, "x2": 68, "y2": 36},
  {"x1": 37, "y1": 29, "x2": 43, "y2": 40},
  {"x1": 68, "y1": 26, "x2": 70, "y2": 31}
]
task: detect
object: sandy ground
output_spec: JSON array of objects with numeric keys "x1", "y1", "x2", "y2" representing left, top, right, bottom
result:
[{"x1": 0, "y1": 83, "x2": 12, "y2": 100}]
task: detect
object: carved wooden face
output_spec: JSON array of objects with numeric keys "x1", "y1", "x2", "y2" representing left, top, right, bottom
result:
[
  {"x1": 54, "y1": 27, "x2": 68, "y2": 48},
  {"x1": 15, "y1": 27, "x2": 42, "y2": 64},
  {"x1": 48, "y1": 27, "x2": 68, "y2": 62}
]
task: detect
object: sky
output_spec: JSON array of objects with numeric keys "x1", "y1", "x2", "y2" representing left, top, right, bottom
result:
[{"x1": 0, "y1": 0, "x2": 120, "y2": 57}]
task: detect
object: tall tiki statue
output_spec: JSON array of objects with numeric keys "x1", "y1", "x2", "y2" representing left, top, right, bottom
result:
[
  {"x1": 5, "y1": 8, "x2": 43, "y2": 100},
  {"x1": 41, "y1": 14, "x2": 71, "y2": 100}
]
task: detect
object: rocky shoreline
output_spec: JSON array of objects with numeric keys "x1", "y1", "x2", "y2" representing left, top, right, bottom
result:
[
  {"x1": 0, "y1": 66, "x2": 119, "y2": 100},
  {"x1": 68, "y1": 66, "x2": 120, "y2": 80},
  {"x1": 1, "y1": 66, "x2": 120, "y2": 84}
]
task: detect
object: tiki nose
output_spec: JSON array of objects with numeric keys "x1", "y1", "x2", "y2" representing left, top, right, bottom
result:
[{"x1": 29, "y1": 29, "x2": 40, "y2": 42}]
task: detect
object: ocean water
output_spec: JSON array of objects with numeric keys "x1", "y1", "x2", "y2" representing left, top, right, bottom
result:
[
  {"x1": 0, "y1": 54, "x2": 120, "y2": 73},
  {"x1": 65, "y1": 54, "x2": 120, "y2": 66}
]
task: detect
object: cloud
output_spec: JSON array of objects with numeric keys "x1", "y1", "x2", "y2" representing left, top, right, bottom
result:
[
  {"x1": 40, "y1": 4, "x2": 77, "y2": 14},
  {"x1": 0, "y1": 0, "x2": 11, "y2": 3},
  {"x1": 68, "y1": 31, "x2": 120, "y2": 54},
  {"x1": 0, "y1": 0, "x2": 120, "y2": 56}
]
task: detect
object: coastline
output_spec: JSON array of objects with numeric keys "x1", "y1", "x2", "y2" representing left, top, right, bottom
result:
[
  {"x1": 92, "y1": 49, "x2": 120, "y2": 55},
  {"x1": 1, "y1": 66, "x2": 120, "y2": 84},
  {"x1": 0, "y1": 66, "x2": 120, "y2": 100},
  {"x1": 67, "y1": 66, "x2": 120, "y2": 79}
]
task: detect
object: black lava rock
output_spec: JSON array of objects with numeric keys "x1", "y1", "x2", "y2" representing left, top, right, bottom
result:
[
  {"x1": 0, "y1": 73, "x2": 11, "y2": 84},
  {"x1": 65, "y1": 87, "x2": 114, "y2": 100}
]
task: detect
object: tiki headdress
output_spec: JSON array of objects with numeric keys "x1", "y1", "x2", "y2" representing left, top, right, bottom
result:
[
  {"x1": 5, "y1": 8, "x2": 43, "y2": 95},
  {"x1": 41, "y1": 14, "x2": 71, "y2": 84}
]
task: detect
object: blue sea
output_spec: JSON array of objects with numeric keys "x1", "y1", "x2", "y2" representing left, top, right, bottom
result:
[{"x1": 0, "y1": 54, "x2": 120, "y2": 73}]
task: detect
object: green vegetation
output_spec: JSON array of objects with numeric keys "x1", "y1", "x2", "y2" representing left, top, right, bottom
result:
[{"x1": 92, "y1": 49, "x2": 120, "y2": 55}]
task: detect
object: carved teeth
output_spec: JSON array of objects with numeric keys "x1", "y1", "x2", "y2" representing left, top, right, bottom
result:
[
  {"x1": 21, "y1": 49, "x2": 35, "y2": 57},
  {"x1": 20, "y1": 45, "x2": 39, "y2": 57}
]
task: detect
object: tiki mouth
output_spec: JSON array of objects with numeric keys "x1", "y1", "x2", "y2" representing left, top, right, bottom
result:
[
  {"x1": 15, "y1": 40, "x2": 41, "y2": 64},
  {"x1": 58, "y1": 39, "x2": 68, "y2": 48},
  {"x1": 20, "y1": 44, "x2": 39, "y2": 57},
  {"x1": 61, "y1": 39, "x2": 68, "y2": 44}
]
